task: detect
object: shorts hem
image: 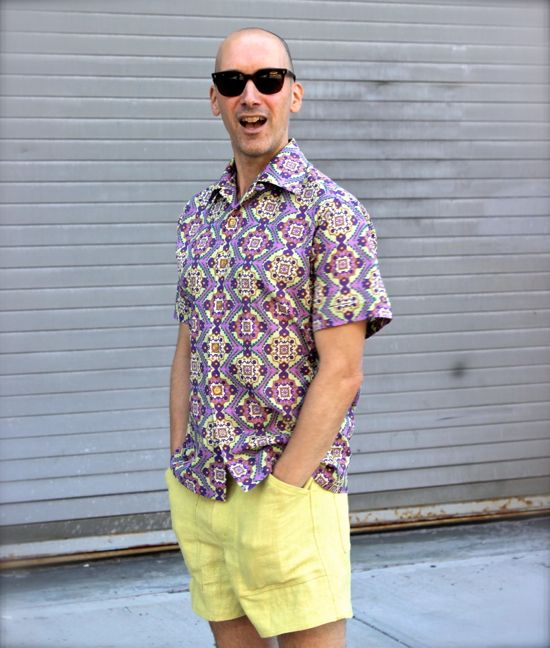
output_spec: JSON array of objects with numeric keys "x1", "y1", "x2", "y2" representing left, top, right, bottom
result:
[
  {"x1": 239, "y1": 573, "x2": 325, "y2": 598},
  {"x1": 239, "y1": 574, "x2": 352, "y2": 639},
  {"x1": 256, "y1": 609, "x2": 353, "y2": 639},
  {"x1": 191, "y1": 601, "x2": 246, "y2": 625}
]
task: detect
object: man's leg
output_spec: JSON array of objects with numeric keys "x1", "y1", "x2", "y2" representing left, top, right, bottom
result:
[
  {"x1": 210, "y1": 616, "x2": 277, "y2": 648},
  {"x1": 277, "y1": 619, "x2": 346, "y2": 648}
]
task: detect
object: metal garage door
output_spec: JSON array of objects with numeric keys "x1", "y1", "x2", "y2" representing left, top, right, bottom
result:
[{"x1": 1, "y1": 0, "x2": 548, "y2": 559}]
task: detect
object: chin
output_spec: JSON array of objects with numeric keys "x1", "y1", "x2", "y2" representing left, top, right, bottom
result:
[
  {"x1": 245, "y1": 135, "x2": 284, "y2": 157},
  {"x1": 240, "y1": 142, "x2": 273, "y2": 159}
]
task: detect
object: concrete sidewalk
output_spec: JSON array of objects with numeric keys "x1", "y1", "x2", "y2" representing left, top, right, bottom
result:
[{"x1": 1, "y1": 516, "x2": 548, "y2": 648}]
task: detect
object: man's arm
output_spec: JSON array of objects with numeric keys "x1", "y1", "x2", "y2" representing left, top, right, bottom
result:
[
  {"x1": 170, "y1": 323, "x2": 191, "y2": 455},
  {"x1": 272, "y1": 319, "x2": 367, "y2": 487}
]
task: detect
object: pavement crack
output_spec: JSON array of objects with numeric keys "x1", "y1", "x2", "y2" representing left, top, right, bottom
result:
[{"x1": 351, "y1": 614, "x2": 416, "y2": 647}]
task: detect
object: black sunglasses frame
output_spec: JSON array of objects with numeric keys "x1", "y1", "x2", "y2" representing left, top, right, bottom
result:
[{"x1": 211, "y1": 68, "x2": 296, "y2": 97}]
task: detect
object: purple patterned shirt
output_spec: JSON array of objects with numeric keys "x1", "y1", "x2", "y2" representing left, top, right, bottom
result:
[{"x1": 170, "y1": 139, "x2": 392, "y2": 500}]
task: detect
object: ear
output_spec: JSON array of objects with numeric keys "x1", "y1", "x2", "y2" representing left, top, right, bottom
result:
[
  {"x1": 210, "y1": 85, "x2": 221, "y2": 116},
  {"x1": 290, "y1": 81, "x2": 304, "y2": 114}
]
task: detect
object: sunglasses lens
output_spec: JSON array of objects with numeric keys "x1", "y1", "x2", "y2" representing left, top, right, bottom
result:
[
  {"x1": 254, "y1": 70, "x2": 285, "y2": 94},
  {"x1": 216, "y1": 74, "x2": 246, "y2": 97}
]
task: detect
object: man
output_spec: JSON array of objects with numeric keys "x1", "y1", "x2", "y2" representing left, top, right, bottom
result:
[{"x1": 166, "y1": 28, "x2": 392, "y2": 648}]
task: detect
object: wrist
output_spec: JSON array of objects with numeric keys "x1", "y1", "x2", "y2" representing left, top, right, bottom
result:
[{"x1": 272, "y1": 463, "x2": 308, "y2": 489}]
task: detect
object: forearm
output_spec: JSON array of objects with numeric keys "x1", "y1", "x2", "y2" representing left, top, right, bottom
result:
[
  {"x1": 273, "y1": 367, "x2": 363, "y2": 487},
  {"x1": 169, "y1": 327, "x2": 191, "y2": 455}
]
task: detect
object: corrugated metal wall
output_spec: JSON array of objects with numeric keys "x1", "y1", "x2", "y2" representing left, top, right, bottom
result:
[{"x1": 1, "y1": 0, "x2": 549, "y2": 548}]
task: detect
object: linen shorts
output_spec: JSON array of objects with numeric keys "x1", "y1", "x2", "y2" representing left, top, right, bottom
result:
[{"x1": 165, "y1": 467, "x2": 352, "y2": 638}]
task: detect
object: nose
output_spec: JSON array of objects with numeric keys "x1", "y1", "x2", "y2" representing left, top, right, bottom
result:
[{"x1": 240, "y1": 78, "x2": 261, "y2": 104}]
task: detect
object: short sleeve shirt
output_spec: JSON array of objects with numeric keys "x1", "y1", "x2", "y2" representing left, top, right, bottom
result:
[{"x1": 171, "y1": 139, "x2": 392, "y2": 501}]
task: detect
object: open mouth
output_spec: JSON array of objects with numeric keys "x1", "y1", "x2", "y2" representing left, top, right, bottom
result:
[{"x1": 239, "y1": 116, "x2": 267, "y2": 129}]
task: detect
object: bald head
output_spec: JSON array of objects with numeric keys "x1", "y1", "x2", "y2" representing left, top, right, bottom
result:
[{"x1": 214, "y1": 28, "x2": 294, "y2": 73}]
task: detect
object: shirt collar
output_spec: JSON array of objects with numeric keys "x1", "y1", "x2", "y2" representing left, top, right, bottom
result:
[
  {"x1": 256, "y1": 138, "x2": 310, "y2": 196},
  {"x1": 210, "y1": 139, "x2": 310, "y2": 205}
]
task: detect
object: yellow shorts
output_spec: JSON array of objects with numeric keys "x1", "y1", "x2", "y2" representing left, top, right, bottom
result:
[{"x1": 165, "y1": 467, "x2": 352, "y2": 638}]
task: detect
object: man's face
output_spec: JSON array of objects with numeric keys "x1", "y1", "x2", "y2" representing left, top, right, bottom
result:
[{"x1": 210, "y1": 31, "x2": 303, "y2": 168}]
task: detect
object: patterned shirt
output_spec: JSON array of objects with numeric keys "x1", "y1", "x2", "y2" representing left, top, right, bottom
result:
[{"x1": 170, "y1": 139, "x2": 392, "y2": 501}]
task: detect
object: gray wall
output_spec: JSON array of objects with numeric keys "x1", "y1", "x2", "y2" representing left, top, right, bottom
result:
[{"x1": 1, "y1": 0, "x2": 549, "y2": 546}]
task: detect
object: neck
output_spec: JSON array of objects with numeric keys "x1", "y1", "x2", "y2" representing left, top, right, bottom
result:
[
  {"x1": 233, "y1": 140, "x2": 290, "y2": 199},
  {"x1": 234, "y1": 156, "x2": 269, "y2": 200}
]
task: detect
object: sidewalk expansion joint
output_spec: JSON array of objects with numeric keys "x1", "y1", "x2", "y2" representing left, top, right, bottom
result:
[{"x1": 351, "y1": 614, "x2": 417, "y2": 647}]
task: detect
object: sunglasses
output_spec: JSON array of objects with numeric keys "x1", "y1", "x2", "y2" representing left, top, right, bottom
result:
[{"x1": 211, "y1": 68, "x2": 296, "y2": 97}]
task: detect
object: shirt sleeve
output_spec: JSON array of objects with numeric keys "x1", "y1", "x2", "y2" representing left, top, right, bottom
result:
[
  {"x1": 173, "y1": 209, "x2": 193, "y2": 324},
  {"x1": 310, "y1": 196, "x2": 392, "y2": 339}
]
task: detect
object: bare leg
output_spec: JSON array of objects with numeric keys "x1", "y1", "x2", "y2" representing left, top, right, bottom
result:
[
  {"x1": 210, "y1": 615, "x2": 277, "y2": 648},
  {"x1": 277, "y1": 619, "x2": 346, "y2": 648}
]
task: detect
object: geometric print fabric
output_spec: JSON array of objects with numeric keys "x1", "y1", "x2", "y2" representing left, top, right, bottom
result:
[{"x1": 171, "y1": 139, "x2": 392, "y2": 501}]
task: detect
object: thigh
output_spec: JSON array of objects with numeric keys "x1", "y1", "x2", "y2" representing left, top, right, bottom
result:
[
  {"x1": 278, "y1": 619, "x2": 346, "y2": 648},
  {"x1": 209, "y1": 616, "x2": 277, "y2": 648}
]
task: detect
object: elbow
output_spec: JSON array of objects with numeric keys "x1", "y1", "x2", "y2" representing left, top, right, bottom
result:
[
  {"x1": 317, "y1": 364, "x2": 364, "y2": 396},
  {"x1": 337, "y1": 371, "x2": 364, "y2": 406},
  {"x1": 346, "y1": 371, "x2": 364, "y2": 395}
]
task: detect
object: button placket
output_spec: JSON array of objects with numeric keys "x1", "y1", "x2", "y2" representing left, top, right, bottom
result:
[{"x1": 217, "y1": 207, "x2": 244, "y2": 286}]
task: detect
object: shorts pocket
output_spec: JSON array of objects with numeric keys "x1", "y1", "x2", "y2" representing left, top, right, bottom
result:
[
  {"x1": 165, "y1": 468, "x2": 198, "y2": 545},
  {"x1": 267, "y1": 473, "x2": 312, "y2": 496},
  {"x1": 334, "y1": 493, "x2": 351, "y2": 553},
  {"x1": 308, "y1": 480, "x2": 351, "y2": 555},
  {"x1": 236, "y1": 475, "x2": 324, "y2": 593}
]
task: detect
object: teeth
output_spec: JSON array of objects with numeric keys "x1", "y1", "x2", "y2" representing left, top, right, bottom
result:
[{"x1": 241, "y1": 117, "x2": 265, "y2": 124}]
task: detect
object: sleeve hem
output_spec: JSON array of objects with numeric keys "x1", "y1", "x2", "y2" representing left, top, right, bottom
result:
[{"x1": 312, "y1": 313, "x2": 392, "y2": 339}]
